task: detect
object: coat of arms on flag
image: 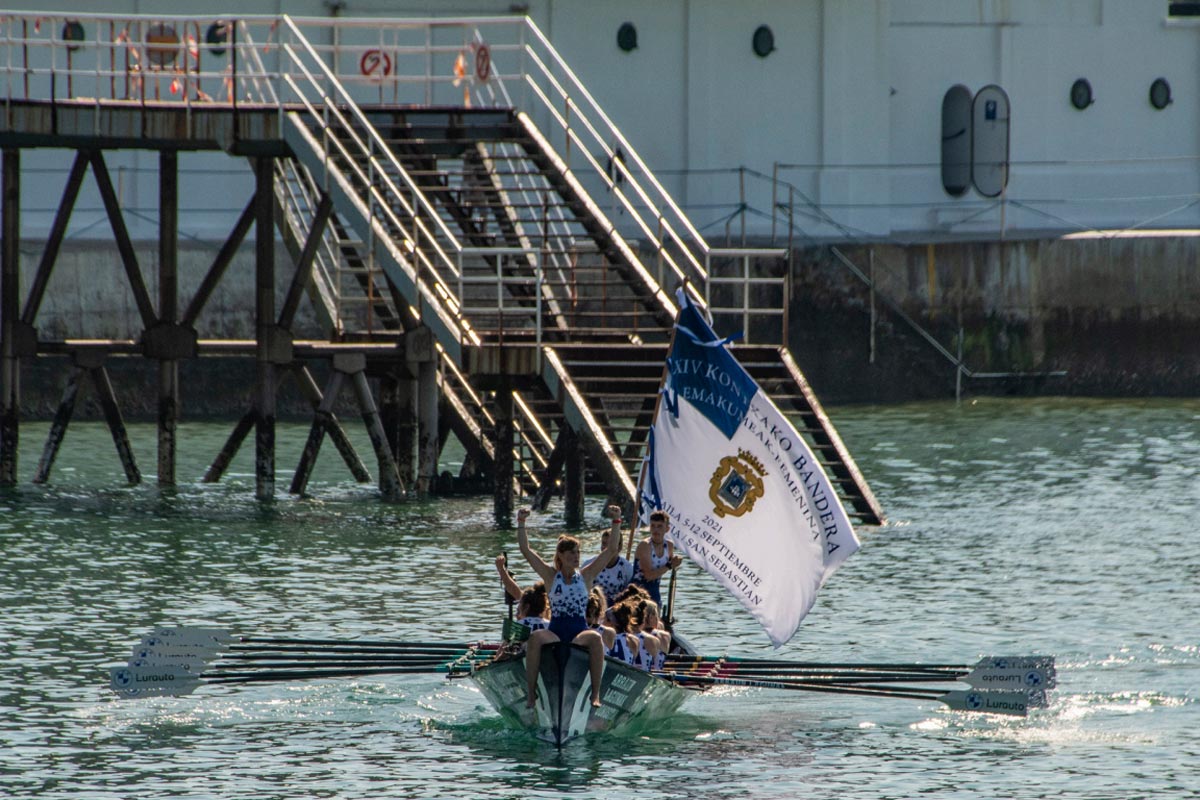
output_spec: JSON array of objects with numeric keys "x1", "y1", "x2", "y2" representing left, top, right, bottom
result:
[{"x1": 709, "y1": 450, "x2": 766, "y2": 518}]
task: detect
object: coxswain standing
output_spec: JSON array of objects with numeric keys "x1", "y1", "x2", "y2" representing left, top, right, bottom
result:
[{"x1": 631, "y1": 509, "x2": 683, "y2": 606}]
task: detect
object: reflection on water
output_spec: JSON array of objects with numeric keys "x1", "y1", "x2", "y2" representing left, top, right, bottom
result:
[{"x1": 1, "y1": 399, "x2": 1198, "y2": 799}]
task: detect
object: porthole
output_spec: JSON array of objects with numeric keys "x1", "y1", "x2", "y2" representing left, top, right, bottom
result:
[
  {"x1": 205, "y1": 21, "x2": 230, "y2": 57},
  {"x1": 62, "y1": 19, "x2": 85, "y2": 52},
  {"x1": 617, "y1": 22, "x2": 637, "y2": 52},
  {"x1": 1149, "y1": 78, "x2": 1172, "y2": 110},
  {"x1": 752, "y1": 25, "x2": 774, "y2": 58},
  {"x1": 1069, "y1": 78, "x2": 1093, "y2": 110}
]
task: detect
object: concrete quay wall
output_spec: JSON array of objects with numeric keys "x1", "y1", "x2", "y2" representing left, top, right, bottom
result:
[{"x1": 790, "y1": 235, "x2": 1200, "y2": 403}]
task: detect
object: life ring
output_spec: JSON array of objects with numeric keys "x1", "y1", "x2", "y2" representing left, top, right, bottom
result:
[{"x1": 474, "y1": 44, "x2": 491, "y2": 82}]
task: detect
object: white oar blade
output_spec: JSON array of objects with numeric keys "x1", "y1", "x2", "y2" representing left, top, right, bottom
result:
[
  {"x1": 975, "y1": 655, "x2": 1055, "y2": 672},
  {"x1": 127, "y1": 656, "x2": 208, "y2": 673},
  {"x1": 964, "y1": 664, "x2": 1056, "y2": 690},
  {"x1": 142, "y1": 626, "x2": 233, "y2": 648},
  {"x1": 109, "y1": 666, "x2": 201, "y2": 698},
  {"x1": 131, "y1": 643, "x2": 224, "y2": 663},
  {"x1": 938, "y1": 690, "x2": 1030, "y2": 717}
]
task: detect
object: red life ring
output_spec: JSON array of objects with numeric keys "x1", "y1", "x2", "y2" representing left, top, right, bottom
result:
[{"x1": 474, "y1": 44, "x2": 491, "y2": 82}]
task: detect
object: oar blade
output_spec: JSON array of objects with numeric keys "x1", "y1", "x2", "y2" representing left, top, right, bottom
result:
[
  {"x1": 937, "y1": 689, "x2": 1031, "y2": 717},
  {"x1": 110, "y1": 666, "x2": 202, "y2": 698},
  {"x1": 964, "y1": 664, "x2": 1056, "y2": 691}
]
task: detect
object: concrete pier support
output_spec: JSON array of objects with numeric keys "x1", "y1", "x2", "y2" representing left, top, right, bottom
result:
[
  {"x1": 253, "y1": 156, "x2": 276, "y2": 501},
  {"x1": 493, "y1": 387, "x2": 514, "y2": 525},
  {"x1": 1, "y1": 149, "x2": 20, "y2": 486}
]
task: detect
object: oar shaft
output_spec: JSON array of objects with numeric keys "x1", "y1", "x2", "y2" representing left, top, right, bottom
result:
[
  {"x1": 658, "y1": 673, "x2": 944, "y2": 703},
  {"x1": 239, "y1": 636, "x2": 486, "y2": 650},
  {"x1": 664, "y1": 657, "x2": 967, "y2": 673},
  {"x1": 215, "y1": 651, "x2": 475, "y2": 664},
  {"x1": 203, "y1": 665, "x2": 459, "y2": 684}
]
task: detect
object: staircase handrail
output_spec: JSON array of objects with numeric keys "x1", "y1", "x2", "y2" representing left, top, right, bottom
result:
[{"x1": 275, "y1": 17, "x2": 466, "y2": 273}]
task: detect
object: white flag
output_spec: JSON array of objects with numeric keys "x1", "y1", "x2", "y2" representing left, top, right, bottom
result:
[{"x1": 639, "y1": 293, "x2": 860, "y2": 646}]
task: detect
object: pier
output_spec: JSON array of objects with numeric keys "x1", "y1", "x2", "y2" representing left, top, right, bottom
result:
[{"x1": 0, "y1": 12, "x2": 883, "y2": 526}]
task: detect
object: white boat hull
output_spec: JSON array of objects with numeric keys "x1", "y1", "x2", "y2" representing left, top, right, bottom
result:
[{"x1": 471, "y1": 642, "x2": 691, "y2": 746}]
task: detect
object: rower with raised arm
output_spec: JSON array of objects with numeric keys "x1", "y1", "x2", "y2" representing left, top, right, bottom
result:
[
  {"x1": 517, "y1": 505, "x2": 622, "y2": 709},
  {"x1": 583, "y1": 525, "x2": 634, "y2": 604}
]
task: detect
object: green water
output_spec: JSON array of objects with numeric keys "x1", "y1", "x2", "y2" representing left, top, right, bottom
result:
[{"x1": 1, "y1": 397, "x2": 1197, "y2": 799}]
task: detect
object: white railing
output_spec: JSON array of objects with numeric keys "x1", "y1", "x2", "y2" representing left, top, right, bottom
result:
[{"x1": 0, "y1": 11, "x2": 787, "y2": 342}]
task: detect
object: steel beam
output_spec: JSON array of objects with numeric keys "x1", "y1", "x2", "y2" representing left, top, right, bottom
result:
[
  {"x1": 89, "y1": 150, "x2": 158, "y2": 329},
  {"x1": 22, "y1": 151, "x2": 87, "y2": 325},
  {"x1": 182, "y1": 197, "x2": 254, "y2": 328}
]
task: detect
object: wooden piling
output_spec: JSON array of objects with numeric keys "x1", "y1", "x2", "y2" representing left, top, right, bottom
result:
[
  {"x1": 0, "y1": 149, "x2": 18, "y2": 486},
  {"x1": 291, "y1": 369, "x2": 344, "y2": 496},
  {"x1": 350, "y1": 365, "x2": 404, "y2": 501},
  {"x1": 294, "y1": 365, "x2": 370, "y2": 483},
  {"x1": 157, "y1": 150, "x2": 179, "y2": 486},
  {"x1": 90, "y1": 365, "x2": 140, "y2": 485},
  {"x1": 204, "y1": 409, "x2": 256, "y2": 483},
  {"x1": 493, "y1": 387, "x2": 514, "y2": 525},
  {"x1": 381, "y1": 374, "x2": 416, "y2": 488},
  {"x1": 417, "y1": 359, "x2": 438, "y2": 497},
  {"x1": 254, "y1": 156, "x2": 275, "y2": 501},
  {"x1": 33, "y1": 367, "x2": 82, "y2": 484},
  {"x1": 563, "y1": 426, "x2": 585, "y2": 527}
]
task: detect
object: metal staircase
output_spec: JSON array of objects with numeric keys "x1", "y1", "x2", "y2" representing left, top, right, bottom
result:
[{"x1": 241, "y1": 14, "x2": 884, "y2": 524}]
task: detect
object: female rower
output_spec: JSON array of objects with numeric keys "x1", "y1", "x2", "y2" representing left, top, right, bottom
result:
[
  {"x1": 631, "y1": 509, "x2": 683, "y2": 606},
  {"x1": 517, "y1": 505, "x2": 622, "y2": 709},
  {"x1": 495, "y1": 554, "x2": 550, "y2": 633},
  {"x1": 583, "y1": 527, "x2": 633, "y2": 604},
  {"x1": 638, "y1": 599, "x2": 671, "y2": 669},
  {"x1": 585, "y1": 587, "x2": 615, "y2": 650},
  {"x1": 629, "y1": 600, "x2": 661, "y2": 671},
  {"x1": 605, "y1": 602, "x2": 639, "y2": 666}
]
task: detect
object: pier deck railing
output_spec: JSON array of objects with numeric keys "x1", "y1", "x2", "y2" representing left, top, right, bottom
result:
[{"x1": 0, "y1": 11, "x2": 788, "y2": 343}]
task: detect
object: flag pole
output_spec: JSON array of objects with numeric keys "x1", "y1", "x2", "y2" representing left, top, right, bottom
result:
[{"x1": 627, "y1": 285, "x2": 684, "y2": 562}]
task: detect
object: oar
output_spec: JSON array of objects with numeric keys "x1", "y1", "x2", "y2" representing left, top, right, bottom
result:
[
  {"x1": 110, "y1": 660, "x2": 474, "y2": 698},
  {"x1": 655, "y1": 673, "x2": 1035, "y2": 716},
  {"x1": 664, "y1": 654, "x2": 1054, "y2": 676},
  {"x1": 140, "y1": 626, "x2": 491, "y2": 653}
]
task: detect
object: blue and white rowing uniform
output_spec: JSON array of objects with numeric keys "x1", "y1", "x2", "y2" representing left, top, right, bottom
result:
[
  {"x1": 606, "y1": 633, "x2": 636, "y2": 666},
  {"x1": 548, "y1": 569, "x2": 589, "y2": 642},
  {"x1": 631, "y1": 540, "x2": 672, "y2": 605},
  {"x1": 517, "y1": 615, "x2": 549, "y2": 633},
  {"x1": 634, "y1": 632, "x2": 654, "y2": 671},
  {"x1": 583, "y1": 554, "x2": 634, "y2": 604}
]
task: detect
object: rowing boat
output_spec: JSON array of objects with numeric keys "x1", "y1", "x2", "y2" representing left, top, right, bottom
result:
[{"x1": 470, "y1": 642, "x2": 694, "y2": 746}]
